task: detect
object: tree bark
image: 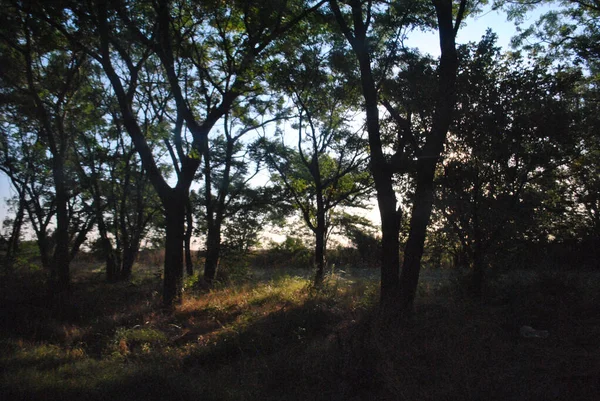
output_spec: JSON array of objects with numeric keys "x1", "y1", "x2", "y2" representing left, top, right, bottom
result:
[
  {"x1": 51, "y1": 158, "x2": 71, "y2": 295},
  {"x1": 329, "y1": 0, "x2": 402, "y2": 312},
  {"x1": 356, "y1": 31, "x2": 402, "y2": 313},
  {"x1": 314, "y1": 224, "x2": 326, "y2": 285},
  {"x1": 396, "y1": 0, "x2": 461, "y2": 313},
  {"x1": 184, "y1": 200, "x2": 194, "y2": 276},
  {"x1": 98, "y1": 215, "x2": 118, "y2": 283},
  {"x1": 470, "y1": 172, "x2": 484, "y2": 298},
  {"x1": 378, "y1": 191, "x2": 401, "y2": 312},
  {"x1": 398, "y1": 168, "x2": 437, "y2": 311},
  {"x1": 203, "y1": 223, "x2": 221, "y2": 283},
  {"x1": 4, "y1": 193, "x2": 26, "y2": 270},
  {"x1": 163, "y1": 191, "x2": 186, "y2": 307},
  {"x1": 120, "y1": 243, "x2": 138, "y2": 280}
]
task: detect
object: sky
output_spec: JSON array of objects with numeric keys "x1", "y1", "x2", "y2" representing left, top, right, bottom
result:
[{"x1": 0, "y1": 5, "x2": 547, "y2": 230}]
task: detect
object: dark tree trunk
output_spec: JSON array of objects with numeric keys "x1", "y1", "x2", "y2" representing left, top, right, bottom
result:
[
  {"x1": 203, "y1": 224, "x2": 221, "y2": 283},
  {"x1": 378, "y1": 190, "x2": 401, "y2": 312},
  {"x1": 38, "y1": 233, "x2": 52, "y2": 271},
  {"x1": 51, "y1": 160, "x2": 71, "y2": 295},
  {"x1": 354, "y1": 25, "x2": 402, "y2": 311},
  {"x1": 184, "y1": 200, "x2": 194, "y2": 276},
  {"x1": 90, "y1": 178, "x2": 118, "y2": 282},
  {"x1": 105, "y1": 246, "x2": 119, "y2": 283},
  {"x1": 396, "y1": 0, "x2": 461, "y2": 313},
  {"x1": 314, "y1": 224, "x2": 326, "y2": 285},
  {"x1": 69, "y1": 215, "x2": 94, "y2": 263},
  {"x1": 98, "y1": 218, "x2": 118, "y2": 283},
  {"x1": 120, "y1": 243, "x2": 138, "y2": 281},
  {"x1": 330, "y1": 0, "x2": 403, "y2": 313},
  {"x1": 4, "y1": 194, "x2": 26, "y2": 270},
  {"x1": 360, "y1": 53, "x2": 402, "y2": 312},
  {"x1": 470, "y1": 174, "x2": 484, "y2": 298},
  {"x1": 163, "y1": 192, "x2": 186, "y2": 308},
  {"x1": 398, "y1": 169, "x2": 436, "y2": 311}
]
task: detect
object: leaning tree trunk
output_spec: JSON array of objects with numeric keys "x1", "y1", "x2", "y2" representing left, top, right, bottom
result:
[
  {"x1": 329, "y1": 0, "x2": 404, "y2": 315},
  {"x1": 398, "y1": 168, "x2": 437, "y2": 311},
  {"x1": 355, "y1": 30, "x2": 402, "y2": 312},
  {"x1": 397, "y1": 0, "x2": 460, "y2": 313}
]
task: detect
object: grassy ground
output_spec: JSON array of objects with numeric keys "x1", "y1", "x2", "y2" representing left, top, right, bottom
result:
[{"x1": 1, "y1": 264, "x2": 599, "y2": 400}]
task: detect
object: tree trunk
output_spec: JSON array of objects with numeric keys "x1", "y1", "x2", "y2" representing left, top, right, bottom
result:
[
  {"x1": 396, "y1": 0, "x2": 460, "y2": 314},
  {"x1": 163, "y1": 192, "x2": 186, "y2": 308},
  {"x1": 470, "y1": 173, "x2": 484, "y2": 298},
  {"x1": 353, "y1": 33, "x2": 403, "y2": 313},
  {"x1": 185, "y1": 200, "x2": 194, "y2": 276},
  {"x1": 314, "y1": 224, "x2": 326, "y2": 285},
  {"x1": 398, "y1": 169, "x2": 436, "y2": 311},
  {"x1": 37, "y1": 233, "x2": 52, "y2": 271},
  {"x1": 120, "y1": 243, "x2": 138, "y2": 281},
  {"x1": 99, "y1": 224, "x2": 118, "y2": 283},
  {"x1": 51, "y1": 160, "x2": 71, "y2": 295},
  {"x1": 4, "y1": 194, "x2": 26, "y2": 270},
  {"x1": 203, "y1": 224, "x2": 221, "y2": 283}
]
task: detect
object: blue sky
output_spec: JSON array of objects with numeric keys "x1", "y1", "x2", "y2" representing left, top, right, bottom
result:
[{"x1": 0, "y1": 5, "x2": 547, "y2": 227}]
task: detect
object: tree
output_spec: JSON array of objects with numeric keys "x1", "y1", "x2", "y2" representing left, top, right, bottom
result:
[
  {"x1": 196, "y1": 109, "x2": 283, "y2": 284},
  {"x1": 437, "y1": 31, "x2": 581, "y2": 295},
  {"x1": 35, "y1": 0, "x2": 328, "y2": 307},
  {"x1": 501, "y1": 0, "x2": 600, "y2": 242},
  {"x1": 329, "y1": 0, "x2": 470, "y2": 314},
  {"x1": 260, "y1": 30, "x2": 372, "y2": 284},
  {"x1": 504, "y1": 0, "x2": 600, "y2": 70},
  {"x1": 73, "y1": 97, "x2": 163, "y2": 282},
  {"x1": 0, "y1": 195, "x2": 26, "y2": 271},
  {"x1": 0, "y1": 3, "x2": 99, "y2": 296}
]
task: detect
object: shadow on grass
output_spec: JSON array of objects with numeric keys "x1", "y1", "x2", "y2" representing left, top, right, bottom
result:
[
  {"x1": 1, "y1": 273, "x2": 365, "y2": 401},
  {"x1": 2, "y1": 266, "x2": 600, "y2": 401}
]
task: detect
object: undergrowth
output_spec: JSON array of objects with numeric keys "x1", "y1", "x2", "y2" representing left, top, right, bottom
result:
[{"x1": 1, "y1": 265, "x2": 599, "y2": 400}]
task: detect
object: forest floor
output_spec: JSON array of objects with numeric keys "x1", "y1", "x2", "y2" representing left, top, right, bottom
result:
[{"x1": 1, "y1": 263, "x2": 599, "y2": 400}]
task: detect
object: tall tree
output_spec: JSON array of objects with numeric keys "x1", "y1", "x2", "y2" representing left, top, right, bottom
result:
[
  {"x1": 329, "y1": 0, "x2": 469, "y2": 314},
  {"x1": 197, "y1": 108, "x2": 282, "y2": 283},
  {"x1": 260, "y1": 41, "x2": 372, "y2": 283},
  {"x1": 0, "y1": 3, "x2": 99, "y2": 296},
  {"x1": 437, "y1": 32, "x2": 580, "y2": 295},
  {"x1": 40, "y1": 0, "x2": 327, "y2": 306},
  {"x1": 74, "y1": 97, "x2": 163, "y2": 282}
]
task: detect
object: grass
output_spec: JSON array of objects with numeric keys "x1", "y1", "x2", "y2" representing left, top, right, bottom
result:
[{"x1": 1, "y1": 263, "x2": 599, "y2": 400}]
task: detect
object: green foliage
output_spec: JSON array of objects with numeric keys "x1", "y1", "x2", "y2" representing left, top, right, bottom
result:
[
  {"x1": 337, "y1": 213, "x2": 382, "y2": 267},
  {"x1": 273, "y1": 236, "x2": 314, "y2": 268},
  {"x1": 432, "y1": 31, "x2": 591, "y2": 279}
]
